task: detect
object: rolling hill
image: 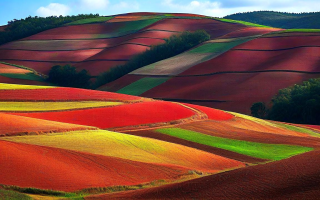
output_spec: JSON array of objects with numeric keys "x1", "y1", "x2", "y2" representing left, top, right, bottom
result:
[
  {"x1": 0, "y1": 12, "x2": 320, "y2": 199},
  {"x1": 0, "y1": 83, "x2": 319, "y2": 199}
]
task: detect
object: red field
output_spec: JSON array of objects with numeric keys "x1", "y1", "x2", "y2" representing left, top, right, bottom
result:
[
  {"x1": 236, "y1": 35, "x2": 320, "y2": 50},
  {"x1": 0, "y1": 113, "x2": 93, "y2": 136},
  {"x1": 220, "y1": 27, "x2": 282, "y2": 38},
  {"x1": 98, "y1": 150, "x2": 320, "y2": 199},
  {"x1": 0, "y1": 140, "x2": 190, "y2": 192},
  {"x1": 181, "y1": 103, "x2": 234, "y2": 120},
  {"x1": 0, "y1": 87, "x2": 141, "y2": 101},
  {"x1": 179, "y1": 48, "x2": 320, "y2": 75},
  {"x1": 0, "y1": 49, "x2": 103, "y2": 62},
  {"x1": 84, "y1": 43, "x2": 149, "y2": 60},
  {"x1": 9, "y1": 101, "x2": 196, "y2": 128},
  {"x1": 98, "y1": 74, "x2": 144, "y2": 91},
  {"x1": 142, "y1": 72, "x2": 319, "y2": 114},
  {"x1": 24, "y1": 23, "x2": 124, "y2": 40}
]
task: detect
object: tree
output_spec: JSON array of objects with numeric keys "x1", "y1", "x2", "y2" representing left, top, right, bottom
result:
[
  {"x1": 250, "y1": 102, "x2": 267, "y2": 119},
  {"x1": 47, "y1": 65, "x2": 91, "y2": 88}
]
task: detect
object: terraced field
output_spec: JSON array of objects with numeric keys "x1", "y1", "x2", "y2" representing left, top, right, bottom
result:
[
  {"x1": 0, "y1": 83, "x2": 319, "y2": 199},
  {"x1": 104, "y1": 29, "x2": 320, "y2": 114},
  {"x1": 1, "y1": 12, "x2": 320, "y2": 199}
]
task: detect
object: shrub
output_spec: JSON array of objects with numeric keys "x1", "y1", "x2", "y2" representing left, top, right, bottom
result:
[
  {"x1": 47, "y1": 65, "x2": 91, "y2": 88},
  {"x1": 251, "y1": 78, "x2": 320, "y2": 125}
]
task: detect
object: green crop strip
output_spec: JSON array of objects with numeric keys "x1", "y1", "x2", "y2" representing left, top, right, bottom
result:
[
  {"x1": 0, "y1": 73, "x2": 45, "y2": 82},
  {"x1": 117, "y1": 77, "x2": 170, "y2": 95},
  {"x1": 189, "y1": 38, "x2": 253, "y2": 54},
  {"x1": 0, "y1": 189, "x2": 32, "y2": 200},
  {"x1": 216, "y1": 18, "x2": 273, "y2": 28},
  {"x1": 156, "y1": 128, "x2": 313, "y2": 160},
  {"x1": 66, "y1": 16, "x2": 113, "y2": 25},
  {"x1": 274, "y1": 123, "x2": 320, "y2": 138}
]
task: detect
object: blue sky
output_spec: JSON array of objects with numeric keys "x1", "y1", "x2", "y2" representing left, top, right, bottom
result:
[{"x1": 1, "y1": 0, "x2": 320, "y2": 25}]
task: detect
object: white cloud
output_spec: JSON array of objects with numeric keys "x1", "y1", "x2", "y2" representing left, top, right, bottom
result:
[
  {"x1": 36, "y1": 3, "x2": 70, "y2": 17},
  {"x1": 112, "y1": 1, "x2": 139, "y2": 10},
  {"x1": 161, "y1": 0, "x2": 320, "y2": 17},
  {"x1": 79, "y1": 0, "x2": 109, "y2": 10}
]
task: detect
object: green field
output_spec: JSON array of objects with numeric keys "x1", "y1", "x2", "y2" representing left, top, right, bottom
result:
[
  {"x1": 66, "y1": 16, "x2": 113, "y2": 25},
  {"x1": 216, "y1": 18, "x2": 273, "y2": 28},
  {"x1": 189, "y1": 38, "x2": 253, "y2": 54},
  {"x1": 0, "y1": 73, "x2": 45, "y2": 82},
  {"x1": 0, "y1": 189, "x2": 32, "y2": 200},
  {"x1": 156, "y1": 128, "x2": 313, "y2": 160},
  {"x1": 117, "y1": 77, "x2": 170, "y2": 96}
]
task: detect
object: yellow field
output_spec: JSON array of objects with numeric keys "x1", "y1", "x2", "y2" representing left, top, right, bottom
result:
[
  {"x1": 0, "y1": 83, "x2": 54, "y2": 90},
  {"x1": 1, "y1": 130, "x2": 244, "y2": 172},
  {"x1": 0, "y1": 101, "x2": 123, "y2": 111}
]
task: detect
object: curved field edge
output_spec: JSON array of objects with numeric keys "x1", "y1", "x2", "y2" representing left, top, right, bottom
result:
[
  {"x1": 155, "y1": 128, "x2": 313, "y2": 160},
  {"x1": 0, "y1": 129, "x2": 245, "y2": 173},
  {"x1": 97, "y1": 150, "x2": 320, "y2": 200},
  {"x1": 0, "y1": 101, "x2": 123, "y2": 112},
  {"x1": 0, "y1": 83, "x2": 54, "y2": 90}
]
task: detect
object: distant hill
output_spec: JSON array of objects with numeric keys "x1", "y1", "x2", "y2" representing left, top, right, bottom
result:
[{"x1": 224, "y1": 11, "x2": 320, "y2": 29}]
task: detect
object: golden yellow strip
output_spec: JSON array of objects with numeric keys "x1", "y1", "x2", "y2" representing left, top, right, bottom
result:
[{"x1": 0, "y1": 101, "x2": 123, "y2": 111}]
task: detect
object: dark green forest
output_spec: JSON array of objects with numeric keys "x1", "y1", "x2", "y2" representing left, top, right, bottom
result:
[
  {"x1": 224, "y1": 11, "x2": 320, "y2": 29},
  {"x1": 251, "y1": 78, "x2": 320, "y2": 125},
  {"x1": 0, "y1": 14, "x2": 100, "y2": 45}
]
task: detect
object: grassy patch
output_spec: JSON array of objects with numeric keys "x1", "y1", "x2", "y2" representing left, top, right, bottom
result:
[
  {"x1": 275, "y1": 123, "x2": 320, "y2": 138},
  {"x1": 0, "y1": 189, "x2": 32, "y2": 200},
  {"x1": 156, "y1": 128, "x2": 313, "y2": 160},
  {"x1": 1, "y1": 185, "x2": 82, "y2": 199},
  {"x1": 0, "y1": 101, "x2": 123, "y2": 111},
  {"x1": 116, "y1": 18, "x2": 162, "y2": 34},
  {"x1": 189, "y1": 38, "x2": 252, "y2": 54},
  {"x1": 117, "y1": 77, "x2": 170, "y2": 95},
  {"x1": 280, "y1": 29, "x2": 320, "y2": 32},
  {"x1": 216, "y1": 18, "x2": 273, "y2": 28},
  {"x1": 0, "y1": 73, "x2": 45, "y2": 82},
  {"x1": 66, "y1": 16, "x2": 113, "y2": 25}
]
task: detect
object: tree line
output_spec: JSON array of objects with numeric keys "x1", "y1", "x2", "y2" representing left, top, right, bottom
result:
[
  {"x1": 251, "y1": 78, "x2": 320, "y2": 125},
  {"x1": 0, "y1": 14, "x2": 100, "y2": 45}
]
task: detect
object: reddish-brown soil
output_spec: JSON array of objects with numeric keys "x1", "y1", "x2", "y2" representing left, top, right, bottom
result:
[
  {"x1": 180, "y1": 48, "x2": 320, "y2": 75},
  {"x1": 24, "y1": 23, "x2": 124, "y2": 40},
  {"x1": 142, "y1": 72, "x2": 319, "y2": 114},
  {"x1": 0, "y1": 87, "x2": 141, "y2": 101},
  {"x1": 0, "y1": 140, "x2": 190, "y2": 192},
  {"x1": 91, "y1": 150, "x2": 320, "y2": 199},
  {"x1": 126, "y1": 129, "x2": 267, "y2": 163},
  {"x1": 0, "y1": 49, "x2": 103, "y2": 62},
  {"x1": 144, "y1": 18, "x2": 246, "y2": 38},
  {"x1": 236, "y1": 35, "x2": 320, "y2": 50},
  {"x1": 0, "y1": 113, "x2": 93, "y2": 136},
  {"x1": 10, "y1": 101, "x2": 195, "y2": 129},
  {"x1": 84, "y1": 43, "x2": 149, "y2": 60},
  {"x1": 220, "y1": 27, "x2": 282, "y2": 38}
]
